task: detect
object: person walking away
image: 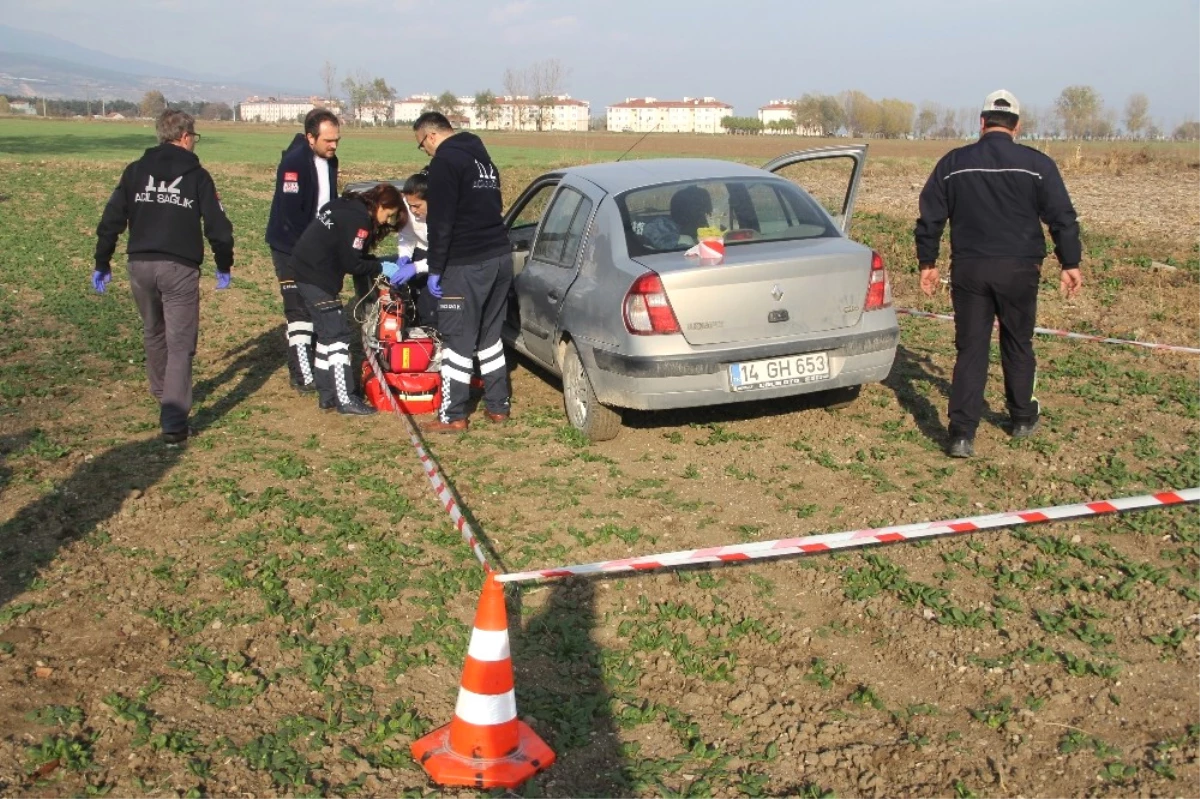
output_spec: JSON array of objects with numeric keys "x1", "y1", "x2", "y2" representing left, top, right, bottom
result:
[
  {"x1": 266, "y1": 108, "x2": 341, "y2": 393},
  {"x1": 914, "y1": 89, "x2": 1082, "y2": 459},
  {"x1": 411, "y1": 111, "x2": 513, "y2": 433},
  {"x1": 289, "y1": 183, "x2": 408, "y2": 415},
  {"x1": 94, "y1": 109, "x2": 233, "y2": 446}
]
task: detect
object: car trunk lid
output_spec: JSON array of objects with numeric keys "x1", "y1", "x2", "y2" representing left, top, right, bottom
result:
[{"x1": 632, "y1": 239, "x2": 870, "y2": 346}]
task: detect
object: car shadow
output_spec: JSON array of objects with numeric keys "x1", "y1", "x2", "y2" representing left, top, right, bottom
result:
[
  {"x1": 884, "y1": 344, "x2": 1005, "y2": 445},
  {"x1": 0, "y1": 326, "x2": 284, "y2": 609},
  {"x1": 510, "y1": 577, "x2": 633, "y2": 796}
]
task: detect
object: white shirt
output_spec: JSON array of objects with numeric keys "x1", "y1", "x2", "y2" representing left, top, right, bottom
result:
[
  {"x1": 314, "y1": 155, "x2": 331, "y2": 213},
  {"x1": 397, "y1": 196, "x2": 429, "y2": 273}
]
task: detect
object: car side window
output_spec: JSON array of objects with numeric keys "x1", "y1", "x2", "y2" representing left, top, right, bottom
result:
[
  {"x1": 510, "y1": 183, "x2": 558, "y2": 230},
  {"x1": 532, "y1": 187, "x2": 592, "y2": 268}
]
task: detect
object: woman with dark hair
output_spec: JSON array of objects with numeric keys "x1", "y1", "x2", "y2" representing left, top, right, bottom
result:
[{"x1": 289, "y1": 183, "x2": 407, "y2": 415}]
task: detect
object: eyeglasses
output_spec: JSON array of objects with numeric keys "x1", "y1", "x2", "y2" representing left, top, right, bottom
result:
[
  {"x1": 186, "y1": 131, "x2": 202, "y2": 142},
  {"x1": 416, "y1": 132, "x2": 430, "y2": 152}
]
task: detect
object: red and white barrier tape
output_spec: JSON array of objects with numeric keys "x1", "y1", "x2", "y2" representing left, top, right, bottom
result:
[
  {"x1": 898, "y1": 308, "x2": 1200, "y2": 355},
  {"x1": 364, "y1": 347, "x2": 494, "y2": 572},
  {"x1": 495, "y1": 488, "x2": 1199, "y2": 583}
]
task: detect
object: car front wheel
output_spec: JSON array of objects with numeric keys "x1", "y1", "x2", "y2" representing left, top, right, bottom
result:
[{"x1": 562, "y1": 342, "x2": 623, "y2": 442}]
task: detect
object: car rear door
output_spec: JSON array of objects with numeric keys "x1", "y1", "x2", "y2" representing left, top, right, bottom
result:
[
  {"x1": 761, "y1": 145, "x2": 867, "y2": 236},
  {"x1": 511, "y1": 180, "x2": 600, "y2": 366}
]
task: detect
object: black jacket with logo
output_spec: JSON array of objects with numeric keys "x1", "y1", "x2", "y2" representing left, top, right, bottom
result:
[
  {"x1": 915, "y1": 131, "x2": 1082, "y2": 268},
  {"x1": 95, "y1": 143, "x2": 234, "y2": 273},
  {"x1": 289, "y1": 196, "x2": 383, "y2": 296},
  {"x1": 265, "y1": 133, "x2": 340, "y2": 254},
  {"x1": 424, "y1": 131, "x2": 509, "y2": 274}
]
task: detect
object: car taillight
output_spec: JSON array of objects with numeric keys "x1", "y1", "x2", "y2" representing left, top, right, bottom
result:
[
  {"x1": 623, "y1": 272, "x2": 681, "y2": 335},
  {"x1": 864, "y1": 250, "x2": 891, "y2": 311}
]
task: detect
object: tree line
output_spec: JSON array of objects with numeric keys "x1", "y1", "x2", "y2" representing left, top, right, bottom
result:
[{"x1": 0, "y1": 91, "x2": 233, "y2": 121}]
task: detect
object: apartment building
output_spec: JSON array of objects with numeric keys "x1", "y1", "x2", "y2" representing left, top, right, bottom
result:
[
  {"x1": 606, "y1": 97, "x2": 733, "y2": 134},
  {"x1": 394, "y1": 94, "x2": 589, "y2": 131},
  {"x1": 758, "y1": 99, "x2": 823, "y2": 135},
  {"x1": 237, "y1": 96, "x2": 340, "y2": 123}
]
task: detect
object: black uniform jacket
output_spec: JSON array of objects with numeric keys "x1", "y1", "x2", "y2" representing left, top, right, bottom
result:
[
  {"x1": 266, "y1": 133, "x2": 339, "y2": 254},
  {"x1": 95, "y1": 143, "x2": 234, "y2": 273},
  {"x1": 915, "y1": 131, "x2": 1081, "y2": 268},
  {"x1": 424, "y1": 132, "x2": 510, "y2": 275},
  {"x1": 289, "y1": 197, "x2": 383, "y2": 296}
]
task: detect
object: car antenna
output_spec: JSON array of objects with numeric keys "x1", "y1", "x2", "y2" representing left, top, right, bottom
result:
[{"x1": 615, "y1": 118, "x2": 662, "y2": 162}]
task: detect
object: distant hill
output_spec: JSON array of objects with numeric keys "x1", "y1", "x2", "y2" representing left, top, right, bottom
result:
[{"x1": 0, "y1": 24, "x2": 311, "y2": 103}]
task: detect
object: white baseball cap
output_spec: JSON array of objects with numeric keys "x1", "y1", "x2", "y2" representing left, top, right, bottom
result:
[{"x1": 982, "y1": 89, "x2": 1020, "y2": 116}]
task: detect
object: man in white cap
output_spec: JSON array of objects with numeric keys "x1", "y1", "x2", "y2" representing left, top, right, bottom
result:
[{"x1": 914, "y1": 89, "x2": 1083, "y2": 459}]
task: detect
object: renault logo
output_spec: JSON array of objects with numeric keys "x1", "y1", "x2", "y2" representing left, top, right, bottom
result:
[{"x1": 771, "y1": 284, "x2": 783, "y2": 302}]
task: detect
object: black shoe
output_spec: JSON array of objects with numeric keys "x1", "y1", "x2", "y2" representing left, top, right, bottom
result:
[
  {"x1": 291, "y1": 378, "x2": 318, "y2": 394},
  {"x1": 337, "y1": 397, "x2": 377, "y2": 416},
  {"x1": 1011, "y1": 416, "x2": 1041, "y2": 439},
  {"x1": 162, "y1": 427, "x2": 193, "y2": 446},
  {"x1": 948, "y1": 438, "x2": 975, "y2": 458},
  {"x1": 318, "y1": 397, "x2": 337, "y2": 411}
]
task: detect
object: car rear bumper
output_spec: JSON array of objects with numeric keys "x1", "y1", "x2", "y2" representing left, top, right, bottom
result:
[{"x1": 584, "y1": 322, "x2": 899, "y2": 411}]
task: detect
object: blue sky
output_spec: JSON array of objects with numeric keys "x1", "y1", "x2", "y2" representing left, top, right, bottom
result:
[{"x1": 4, "y1": 0, "x2": 1198, "y2": 125}]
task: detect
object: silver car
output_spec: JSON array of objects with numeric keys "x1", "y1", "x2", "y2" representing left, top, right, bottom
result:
[{"x1": 502, "y1": 146, "x2": 899, "y2": 441}]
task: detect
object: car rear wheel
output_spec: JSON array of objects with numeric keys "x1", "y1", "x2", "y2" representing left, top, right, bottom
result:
[{"x1": 562, "y1": 342, "x2": 623, "y2": 442}]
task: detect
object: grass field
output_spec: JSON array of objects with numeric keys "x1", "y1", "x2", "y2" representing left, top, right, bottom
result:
[{"x1": 0, "y1": 117, "x2": 1197, "y2": 798}]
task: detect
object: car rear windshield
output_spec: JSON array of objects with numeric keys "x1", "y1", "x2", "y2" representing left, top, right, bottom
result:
[{"x1": 616, "y1": 178, "x2": 839, "y2": 258}]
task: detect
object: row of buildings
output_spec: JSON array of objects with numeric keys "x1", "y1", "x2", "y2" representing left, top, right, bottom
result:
[{"x1": 235, "y1": 95, "x2": 821, "y2": 134}]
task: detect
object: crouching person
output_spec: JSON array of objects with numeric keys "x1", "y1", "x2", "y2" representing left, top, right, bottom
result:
[{"x1": 289, "y1": 183, "x2": 406, "y2": 415}]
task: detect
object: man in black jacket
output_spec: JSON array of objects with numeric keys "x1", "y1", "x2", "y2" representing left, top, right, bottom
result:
[
  {"x1": 266, "y1": 107, "x2": 340, "y2": 392},
  {"x1": 412, "y1": 111, "x2": 513, "y2": 433},
  {"x1": 94, "y1": 109, "x2": 234, "y2": 445},
  {"x1": 915, "y1": 89, "x2": 1083, "y2": 458}
]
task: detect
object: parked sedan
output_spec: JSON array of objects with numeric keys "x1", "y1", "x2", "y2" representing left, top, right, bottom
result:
[{"x1": 501, "y1": 146, "x2": 898, "y2": 440}]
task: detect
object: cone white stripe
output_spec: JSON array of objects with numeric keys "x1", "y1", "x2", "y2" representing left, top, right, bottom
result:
[
  {"x1": 479, "y1": 354, "x2": 506, "y2": 375},
  {"x1": 478, "y1": 340, "x2": 504, "y2": 359},
  {"x1": 454, "y1": 688, "x2": 517, "y2": 726},
  {"x1": 443, "y1": 347, "x2": 474, "y2": 368},
  {"x1": 467, "y1": 628, "x2": 510, "y2": 662}
]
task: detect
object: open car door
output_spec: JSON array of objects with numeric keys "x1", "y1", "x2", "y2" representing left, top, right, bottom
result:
[{"x1": 761, "y1": 144, "x2": 867, "y2": 236}]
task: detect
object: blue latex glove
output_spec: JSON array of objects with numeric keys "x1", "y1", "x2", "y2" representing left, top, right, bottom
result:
[
  {"x1": 92, "y1": 270, "x2": 111, "y2": 294},
  {"x1": 379, "y1": 257, "x2": 402, "y2": 281},
  {"x1": 388, "y1": 260, "x2": 417, "y2": 286},
  {"x1": 426, "y1": 273, "x2": 443, "y2": 298},
  {"x1": 215, "y1": 271, "x2": 231, "y2": 290}
]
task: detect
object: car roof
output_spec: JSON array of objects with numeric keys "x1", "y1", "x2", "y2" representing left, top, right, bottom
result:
[{"x1": 559, "y1": 158, "x2": 771, "y2": 194}]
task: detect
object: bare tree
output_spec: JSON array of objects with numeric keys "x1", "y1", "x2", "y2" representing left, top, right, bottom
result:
[
  {"x1": 915, "y1": 102, "x2": 938, "y2": 139},
  {"x1": 505, "y1": 58, "x2": 570, "y2": 131},
  {"x1": 1123, "y1": 93, "x2": 1149, "y2": 139},
  {"x1": 140, "y1": 90, "x2": 167, "y2": 118},
  {"x1": 840, "y1": 90, "x2": 881, "y2": 138},
  {"x1": 878, "y1": 98, "x2": 915, "y2": 138},
  {"x1": 474, "y1": 90, "x2": 499, "y2": 130},
  {"x1": 1055, "y1": 85, "x2": 1102, "y2": 139},
  {"x1": 320, "y1": 60, "x2": 338, "y2": 104}
]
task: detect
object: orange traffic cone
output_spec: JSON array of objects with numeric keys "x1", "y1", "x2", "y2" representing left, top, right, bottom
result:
[{"x1": 411, "y1": 572, "x2": 556, "y2": 788}]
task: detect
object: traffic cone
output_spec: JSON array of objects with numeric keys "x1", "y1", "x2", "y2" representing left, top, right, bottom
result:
[{"x1": 411, "y1": 572, "x2": 555, "y2": 788}]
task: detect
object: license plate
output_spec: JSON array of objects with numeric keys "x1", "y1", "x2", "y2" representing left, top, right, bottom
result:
[{"x1": 729, "y1": 352, "x2": 830, "y2": 391}]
